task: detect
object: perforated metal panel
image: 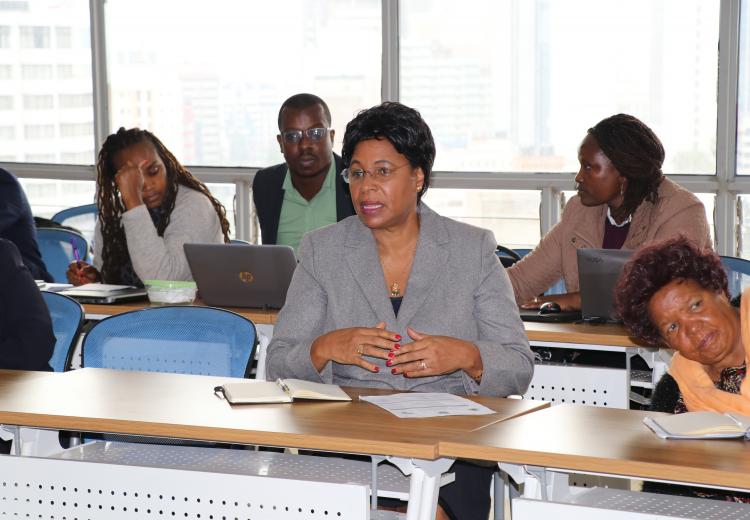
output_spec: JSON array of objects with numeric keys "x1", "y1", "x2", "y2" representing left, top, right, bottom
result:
[
  {"x1": 522, "y1": 363, "x2": 629, "y2": 408},
  {"x1": 51, "y1": 442, "x2": 411, "y2": 500},
  {"x1": 0, "y1": 449, "x2": 371, "y2": 518},
  {"x1": 513, "y1": 486, "x2": 750, "y2": 520}
]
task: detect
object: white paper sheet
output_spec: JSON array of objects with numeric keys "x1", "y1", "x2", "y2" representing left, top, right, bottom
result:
[{"x1": 360, "y1": 392, "x2": 495, "y2": 418}]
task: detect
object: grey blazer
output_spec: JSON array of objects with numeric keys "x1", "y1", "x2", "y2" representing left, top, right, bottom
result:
[{"x1": 266, "y1": 204, "x2": 534, "y2": 397}]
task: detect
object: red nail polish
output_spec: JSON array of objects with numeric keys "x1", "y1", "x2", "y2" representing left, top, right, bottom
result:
[
  {"x1": 388, "y1": 352, "x2": 395, "y2": 358},
  {"x1": 391, "y1": 368, "x2": 398, "y2": 375},
  {"x1": 373, "y1": 366, "x2": 379, "y2": 373},
  {"x1": 386, "y1": 360, "x2": 392, "y2": 367},
  {"x1": 394, "y1": 344, "x2": 401, "y2": 350},
  {"x1": 395, "y1": 335, "x2": 402, "y2": 341}
]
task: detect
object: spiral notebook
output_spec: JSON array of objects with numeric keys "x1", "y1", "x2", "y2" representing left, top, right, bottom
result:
[{"x1": 215, "y1": 379, "x2": 351, "y2": 404}]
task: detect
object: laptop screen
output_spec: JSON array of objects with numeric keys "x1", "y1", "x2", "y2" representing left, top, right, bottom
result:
[{"x1": 577, "y1": 248, "x2": 633, "y2": 323}]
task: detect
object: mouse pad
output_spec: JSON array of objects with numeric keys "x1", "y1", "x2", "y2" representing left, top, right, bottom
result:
[{"x1": 518, "y1": 308, "x2": 582, "y2": 323}]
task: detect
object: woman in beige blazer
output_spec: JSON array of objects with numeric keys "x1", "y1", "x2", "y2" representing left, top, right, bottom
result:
[{"x1": 508, "y1": 114, "x2": 711, "y2": 311}]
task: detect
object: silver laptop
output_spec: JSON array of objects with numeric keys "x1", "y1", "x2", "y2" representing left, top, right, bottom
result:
[
  {"x1": 184, "y1": 243, "x2": 296, "y2": 309},
  {"x1": 58, "y1": 286, "x2": 147, "y2": 304},
  {"x1": 577, "y1": 248, "x2": 633, "y2": 323}
]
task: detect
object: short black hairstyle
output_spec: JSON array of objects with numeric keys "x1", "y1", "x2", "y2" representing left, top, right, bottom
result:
[
  {"x1": 341, "y1": 101, "x2": 435, "y2": 201},
  {"x1": 277, "y1": 93, "x2": 332, "y2": 130},
  {"x1": 588, "y1": 114, "x2": 665, "y2": 216},
  {"x1": 615, "y1": 235, "x2": 728, "y2": 347}
]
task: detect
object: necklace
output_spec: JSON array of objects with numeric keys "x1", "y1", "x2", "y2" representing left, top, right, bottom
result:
[{"x1": 390, "y1": 282, "x2": 401, "y2": 297}]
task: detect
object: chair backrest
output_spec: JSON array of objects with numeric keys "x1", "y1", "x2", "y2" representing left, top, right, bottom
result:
[
  {"x1": 41, "y1": 291, "x2": 84, "y2": 372},
  {"x1": 51, "y1": 203, "x2": 97, "y2": 245},
  {"x1": 720, "y1": 255, "x2": 750, "y2": 300},
  {"x1": 82, "y1": 306, "x2": 257, "y2": 378},
  {"x1": 36, "y1": 228, "x2": 90, "y2": 283},
  {"x1": 230, "y1": 239, "x2": 251, "y2": 245}
]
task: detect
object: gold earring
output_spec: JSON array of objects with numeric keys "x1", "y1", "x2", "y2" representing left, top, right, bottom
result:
[{"x1": 416, "y1": 185, "x2": 422, "y2": 192}]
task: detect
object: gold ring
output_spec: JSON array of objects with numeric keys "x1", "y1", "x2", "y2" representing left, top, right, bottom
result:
[
  {"x1": 356, "y1": 344, "x2": 364, "y2": 355},
  {"x1": 533, "y1": 296, "x2": 539, "y2": 304},
  {"x1": 420, "y1": 361, "x2": 427, "y2": 370}
]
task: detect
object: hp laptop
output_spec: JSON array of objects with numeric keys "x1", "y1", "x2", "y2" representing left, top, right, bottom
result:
[
  {"x1": 184, "y1": 243, "x2": 297, "y2": 309},
  {"x1": 520, "y1": 248, "x2": 632, "y2": 323}
]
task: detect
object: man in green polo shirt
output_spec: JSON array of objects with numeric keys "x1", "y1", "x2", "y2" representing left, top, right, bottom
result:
[{"x1": 252, "y1": 93, "x2": 355, "y2": 253}]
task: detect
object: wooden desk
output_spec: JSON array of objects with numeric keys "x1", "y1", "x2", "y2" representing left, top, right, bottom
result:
[
  {"x1": 438, "y1": 403, "x2": 750, "y2": 491},
  {"x1": 83, "y1": 299, "x2": 278, "y2": 325},
  {"x1": 0, "y1": 368, "x2": 547, "y2": 459},
  {"x1": 523, "y1": 321, "x2": 640, "y2": 347},
  {"x1": 0, "y1": 368, "x2": 548, "y2": 519}
]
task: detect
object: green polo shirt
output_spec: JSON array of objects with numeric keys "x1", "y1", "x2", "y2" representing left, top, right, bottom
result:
[{"x1": 277, "y1": 158, "x2": 338, "y2": 253}]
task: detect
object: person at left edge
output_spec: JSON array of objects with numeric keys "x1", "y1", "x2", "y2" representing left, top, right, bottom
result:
[
  {"x1": 0, "y1": 238, "x2": 54, "y2": 371},
  {"x1": 0, "y1": 167, "x2": 53, "y2": 282},
  {"x1": 66, "y1": 127, "x2": 230, "y2": 286},
  {"x1": 252, "y1": 93, "x2": 355, "y2": 253}
]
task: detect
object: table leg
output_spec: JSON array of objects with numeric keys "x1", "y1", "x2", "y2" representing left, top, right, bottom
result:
[{"x1": 388, "y1": 457, "x2": 453, "y2": 520}]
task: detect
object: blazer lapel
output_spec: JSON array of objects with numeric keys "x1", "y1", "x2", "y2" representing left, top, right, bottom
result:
[
  {"x1": 343, "y1": 219, "x2": 396, "y2": 322},
  {"x1": 396, "y1": 206, "x2": 450, "y2": 327}
]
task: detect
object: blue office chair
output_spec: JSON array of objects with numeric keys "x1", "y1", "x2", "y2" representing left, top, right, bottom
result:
[
  {"x1": 80, "y1": 306, "x2": 257, "y2": 445},
  {"x1": 41, "y1": 291, "x2": 84, "y2": 372},
  {"x1": 230, "y1": 239, "x2": 251, "y2": 245},
  {"x1": 51, "y1": 203, "x2": 97, "y2": 245},
  {"x1": 36, "y1": 228, "x2": 90, "y2": 283},
  {"x1": 720, "y1": 255, "x2": 750, "y2": 301},
  {"x1": 82, "y1": 306, "x2": 257, "y2": 378}
]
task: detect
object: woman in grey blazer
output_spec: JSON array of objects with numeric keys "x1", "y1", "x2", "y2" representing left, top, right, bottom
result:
[{"x1": 267, "y1": 102, "x2": 533, "y2": 520}]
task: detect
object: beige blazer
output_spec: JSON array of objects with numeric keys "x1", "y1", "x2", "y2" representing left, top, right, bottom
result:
[{"x1": 507, "y1": 178, "x2": 712, "y2": 304}]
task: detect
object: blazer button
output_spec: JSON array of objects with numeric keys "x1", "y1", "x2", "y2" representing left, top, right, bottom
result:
[{"x1": 571, "y1": 237, "x2": 576, "y2": 243}]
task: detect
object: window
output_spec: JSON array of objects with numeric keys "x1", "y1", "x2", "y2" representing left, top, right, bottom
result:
[
  {"x1": 21, "y1": 64, "x2": 53, "y2": 79},
  {"x1": 738, "y1": 0, "x2": 750, "y2": 175},
  {"x1": 59, "y1": 93, "x2": 92, "y2": 109},
  {"x1": 0, "y1": 65, "x2": 11, "y2": 79},
  {"x1": 0, "y1": 126, "x2": 15, "y2": 139},
  {"x1": 55, "y1": 26, "x2": 71, "y2": 48},
  {"x1": 0, "y1": 26, "x2": 10, "y2": 48},
  {"x1": 105, "y1": 0, "x2": 381, "y2": 167},
  {"x1": 60, "y1": 122, "x2": 93, "y2": 137},
  {"x1": 24, "y1": 124, "x2": 54, "y2": 139},
  {"x1": 400, "y1": 0, "x2": 719, "y2": 175},
  {"x1": 20, "y1": 26, "x2": 50, "y2": 48},
  {"x1": 23, "y1": 94, "x2": 53, "y2": 109},
  {"x1": 423, "y1": 189, "x2": 542, "y2": 249},
  {"x1": 0, "y1": 0, "x2": 93, "y2": 163},
  {"x1": 18, "y1": 178, "x2": 95, "y2": 219}
]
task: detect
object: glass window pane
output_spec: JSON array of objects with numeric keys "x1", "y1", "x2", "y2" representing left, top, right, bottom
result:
[
  {"x1": 105, "y1": 0, "x2": 381, "y2": 167},
  {"x1": 423, "y1": 189, "x2": 541, "y2": 249},
  {"x1": 401, "y1": 0, "x2": 719, "y2": 175},
  {"x1": 19, "y1": 178, "x2": 95, "y2": 219},
  {"x1": 0, "y1": 1, "x2": 94, "y2": 164},
  {"x1": 205, "y1": 182, "x2": 236, "y2": 240},
  {"x1": 738, "y1": 0, "x2": 750, "y2": 175}
]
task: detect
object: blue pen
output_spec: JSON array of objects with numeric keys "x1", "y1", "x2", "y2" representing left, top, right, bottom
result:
[{"x1": 70, "y1": 239, "x2": 80, "y2": 263}]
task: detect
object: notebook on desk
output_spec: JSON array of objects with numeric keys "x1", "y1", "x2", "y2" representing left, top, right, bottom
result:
[
  {"x1": 59, "y1": 283, "x2": 148, "y2": 304},
  {"x1": 520, "y1": 248, "x2": 632, "y2": 324},
  {"x1": 184, "y1": 243, "x2": 297, "y2": 309}
]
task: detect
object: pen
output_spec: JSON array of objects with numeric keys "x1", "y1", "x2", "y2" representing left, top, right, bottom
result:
[{"x1": 70, "y1": 239, "x2": 80, "y2": 263}]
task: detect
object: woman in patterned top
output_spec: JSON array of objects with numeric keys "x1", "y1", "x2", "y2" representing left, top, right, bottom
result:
[{"x1": 615, "y1": 235, "x2": 749, "y2": 502}]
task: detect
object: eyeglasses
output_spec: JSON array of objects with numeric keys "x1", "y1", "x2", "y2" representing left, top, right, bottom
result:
[
  {"x1": 341, "y1": 163, "x2": 411, "y2": 184},
  {"x1": 280, "y1": 127, "x2": 330, "y2": 144}
]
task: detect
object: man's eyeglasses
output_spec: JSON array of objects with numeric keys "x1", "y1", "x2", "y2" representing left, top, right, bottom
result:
[
  {"x1": 341, "y1": 163, "x2": 411, "y2": 184},
  {"x1": 280, "y1": 127, "x2": 330, "y2": 144}
]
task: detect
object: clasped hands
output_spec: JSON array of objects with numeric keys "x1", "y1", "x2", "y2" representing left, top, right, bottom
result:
[{"x1": 310, "y1": 322, "x2": 480, "y2": 378}]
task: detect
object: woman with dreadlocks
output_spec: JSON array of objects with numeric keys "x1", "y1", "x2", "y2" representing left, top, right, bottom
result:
[
  {"x1": 67, "y1": 127, "x2": 230, "y2": 286},
  {"x1": 507, "y1": 113, "x2": 711, "y2": 311}
]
